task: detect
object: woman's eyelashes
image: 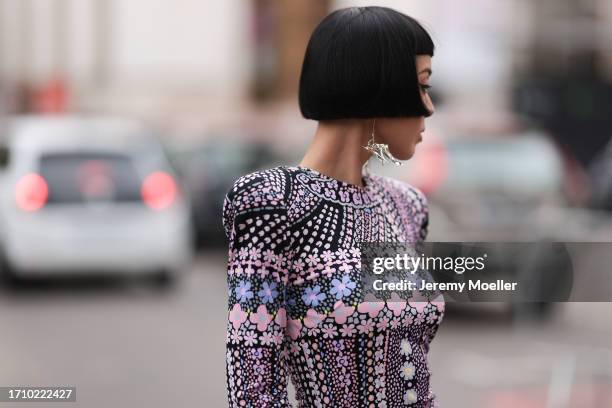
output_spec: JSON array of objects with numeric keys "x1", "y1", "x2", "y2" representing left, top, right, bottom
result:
[{"x1": 420, "y1": 84, "x2": 432, "y2": 93}]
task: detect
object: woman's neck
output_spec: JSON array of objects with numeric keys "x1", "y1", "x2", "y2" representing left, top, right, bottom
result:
[{"x1": 298, "y1": 119, "x2": 373, "y2": 187}]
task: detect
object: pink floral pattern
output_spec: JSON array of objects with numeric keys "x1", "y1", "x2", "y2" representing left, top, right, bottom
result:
[{"x1": 223, "y1": 165, "x2": 444, "y2": 407}]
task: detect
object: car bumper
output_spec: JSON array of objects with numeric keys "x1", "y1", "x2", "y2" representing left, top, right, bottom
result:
[{"x1": 4, "y1": 226, "x2": 193, "y2": 276}]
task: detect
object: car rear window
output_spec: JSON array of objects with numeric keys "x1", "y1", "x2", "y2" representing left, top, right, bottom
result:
[{"x1": 39, "y1": 152, "x2": 143, "y2": 204}]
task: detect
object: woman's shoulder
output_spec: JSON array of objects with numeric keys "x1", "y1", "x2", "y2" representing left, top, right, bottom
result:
[
  {"x1": 372, "y1": 174, "x2": 429, "y2": 242},
  {"x1": 224, "y1": 165, "x2": 290, "y2": 210},
  {"x1": 371, "y1": 173, "x2": 428, "y2": 211},
  {"x1": 222, "y1": 166, "x2": 292, "y2": 241}
]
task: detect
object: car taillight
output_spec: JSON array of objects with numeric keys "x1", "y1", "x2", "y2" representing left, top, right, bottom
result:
[
  {"x1": 15, "y1": 173, "x2": 49, "y2": 212},
  {"x1": 411, "y1": 140, "x2": 449, "y2": 195},
  {"x1": 141, "y1": 171, "x2": 177, "y2": 210}
]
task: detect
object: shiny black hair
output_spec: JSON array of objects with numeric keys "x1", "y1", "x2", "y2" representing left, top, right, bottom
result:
[{"x1": 298, "y1": 6, "x2": 435, "y2": 121}]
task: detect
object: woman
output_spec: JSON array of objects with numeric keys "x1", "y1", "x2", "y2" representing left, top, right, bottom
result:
[{"x1": 222, "y1": 6, "x2": 443, "y2": 407}]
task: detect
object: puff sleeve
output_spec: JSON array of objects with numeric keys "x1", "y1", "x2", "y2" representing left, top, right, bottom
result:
[{"x1": 222, "y1": 171, "x2": 294, "y2": 408}]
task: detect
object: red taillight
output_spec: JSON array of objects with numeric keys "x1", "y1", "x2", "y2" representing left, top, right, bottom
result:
[
  {"x1": 141, "y1": 171, "x2": 177, "y2": 210},
  {"x1": 411, "y1": 141, "x2": 449, "y2": 195},
  {"x1": 15, "y1": 173, "x2": 49, "y2": 212}
]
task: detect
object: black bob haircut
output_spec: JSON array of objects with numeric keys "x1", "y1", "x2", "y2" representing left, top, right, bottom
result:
[{"x1": 298, "y1": 6, "x2": 435, "y2": 121}]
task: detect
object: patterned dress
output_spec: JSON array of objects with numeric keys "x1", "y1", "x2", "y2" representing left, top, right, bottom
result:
[{"x1": 222, "y1": 165, "x2": 444, "y2": 408}]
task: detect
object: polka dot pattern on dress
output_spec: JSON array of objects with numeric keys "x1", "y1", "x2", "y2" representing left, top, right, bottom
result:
[{"x1": 223, "y1": 165, "x2": 444, "y2": 407}]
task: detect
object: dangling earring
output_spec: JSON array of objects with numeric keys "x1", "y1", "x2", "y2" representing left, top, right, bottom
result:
[{"x1": 362, "y1": 119, "x2": 404, "y2": 166}]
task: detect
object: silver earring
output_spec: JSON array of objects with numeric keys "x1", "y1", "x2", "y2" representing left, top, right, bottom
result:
[{"x1": 362, "y1": 119, "x2": 404, "y2": 166}]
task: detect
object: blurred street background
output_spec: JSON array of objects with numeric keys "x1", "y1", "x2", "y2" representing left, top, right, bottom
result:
[{"x1": 1, "y1": 0, "x2": 612, "y2": 407}]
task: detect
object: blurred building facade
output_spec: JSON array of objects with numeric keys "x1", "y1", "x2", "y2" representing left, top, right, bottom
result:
[
  {"x1": 0, "y1": 0, "x2": 253, "y2": 129},
  {"x1": 0, "y1": 0, "x2": 610, "y2": 159},
  {"x1": 513, "y1": 0, "x2": 612, "y2": 166}
]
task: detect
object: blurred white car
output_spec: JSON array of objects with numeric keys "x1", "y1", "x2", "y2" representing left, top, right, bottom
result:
[{"x1": 0, "y1": 115, "x2": 194, "y2": 284}]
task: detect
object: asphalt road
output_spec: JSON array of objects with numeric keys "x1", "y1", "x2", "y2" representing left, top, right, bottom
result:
[{"x1": 1, "y1": 252, "x2": 611, "y2": 408}]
